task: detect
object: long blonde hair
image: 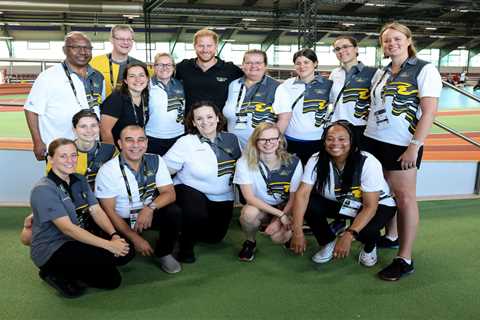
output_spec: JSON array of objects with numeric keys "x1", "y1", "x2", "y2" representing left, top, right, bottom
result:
[{"x1": 244, "y1": 123, "x2": 292, "y2": 169}]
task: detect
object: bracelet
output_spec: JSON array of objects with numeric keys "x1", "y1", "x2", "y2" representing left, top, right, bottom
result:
[
  {"x1": 410, "y1": 138, "x2": 423, "y2": 146},
  {"x1": 109, "y1": 231, "x2": 120, "y2": 239},
  {"x1": 345, "y1": 228, "x2": 359, "y2": 239}
]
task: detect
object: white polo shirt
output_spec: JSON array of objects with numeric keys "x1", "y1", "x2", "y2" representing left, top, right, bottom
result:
[
  {"x1": 272, "y1": 76, "x2": 331, "y2": 141},
  {"x1": 364, "y1": 61, "x2": 442, "y2": 146},
  {"x1": 95, "y1": 155, "x2": 173, "y2": 218},
  {"x1": 302, "y1": 151, "x2": 396, "y2": 207},
  {"x1": 233, "y1": 155, "x2": 303, "y2": 206},
  {"x1": 329, "y1": 66, "x2": 382, "y2": 126},
  {"x1": 145, "y1": 78, "x2": 185, "y2": 139},
  {"x1": 24, "y1": 63, "x2": 103, "y2": 146},
  {"x1": 163, "y1": 134, "x2": 236, "y2": 201}
]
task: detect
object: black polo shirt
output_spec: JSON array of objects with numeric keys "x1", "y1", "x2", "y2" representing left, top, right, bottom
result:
[
  {"x1": 175, "y1": 57, "x2": 243, "y2": 113},
  {"x1": 100, "y1": 90, "x2": 149, "y2": 144}
]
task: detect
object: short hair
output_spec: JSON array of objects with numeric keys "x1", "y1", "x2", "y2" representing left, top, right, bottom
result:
[
  {"x1": 48, "y1": 138, "x2": 77, "y2": 157},
  {"x1": 333, "y1": 35, "x2": 359, "y2": 57},
  {"x1": 154, "y1": 52, "x2": 175, "y2": 67},
  {"x1": 193, "y1": 28, "x2": 219, "y2": 45},
  {"x1": 64, "y1": 31, "x2": 89, "y2": 45},
  {"x1": 243, "y1": 49, "x2": 268, "y2": 65},
  {"x1": 293, "y1": 48, "x2": 318, "y2": 64},
  {"x1": 244, "y1": 123, "x2": 291, "y2": 169},
  {"x1": 379, "y1": 22, "x2": 417, "y2": 58},
  {"x1": 110, "y1": 24, "x2": 134, "y2": 39},
  {"x1": 185, "y1": 101, "x2": 226, "y2": 135},
  {"x1": 72, "y1": 109, "x2": 99, "y2": 128},
  {"x1": 119, "y1": 124, "x2": 145, "y2": 140}
]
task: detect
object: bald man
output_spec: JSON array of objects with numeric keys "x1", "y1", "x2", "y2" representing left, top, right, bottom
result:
[{"x1": 24, "y1": 31, "x2": 105, "y2": 160}]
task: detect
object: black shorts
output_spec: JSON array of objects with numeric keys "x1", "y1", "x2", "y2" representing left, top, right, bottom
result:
[{"x1": 363, "y1": 136, "x2": 423, "y2": 171}]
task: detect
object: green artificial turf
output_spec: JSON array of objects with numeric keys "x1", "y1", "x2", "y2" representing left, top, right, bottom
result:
[{"x1": 1, "y1": 199, "x2": 479, "y2": 320}]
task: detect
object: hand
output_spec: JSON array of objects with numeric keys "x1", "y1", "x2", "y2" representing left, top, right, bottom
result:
[
  {"x1": 132, "y1": 235, "x2": 154, "y2": 256},
  {"x1": 290, "y1": 231, "x2": 307, "y2": 255},
  {"x1": 398, "y1": 144, "x2": 419, "y2": 170},
  {"x1": 33, "y1": 141, "x2": 47, "y2": 161},
  {"x1": 24, "y1": 214, "x2": 34, "y2": 228},
  {"x1": 134, "y1": 207, "x2": 154, "y2": 233},
  {"x1": 333, "y1": 233, "x2": 353, "y2": 259},
  {"x1": 109, "y1": 238, "x2": 130, "y2": 257},
  {"x1": 279, "y1": 214, "x2": 291, "y2": 228},
  {"x1": 264, "y1": 217, "x2": 282, "y2": 236}
]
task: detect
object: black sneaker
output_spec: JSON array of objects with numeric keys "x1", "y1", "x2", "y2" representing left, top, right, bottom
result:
[
  {"x1": 177, "y1": 247, "x2": 196, "y2": 264},
  {"x1": 378, "y1": 258, "x2": 415, "y2": 281},
  {"x1": 41, "y1": 272, "x2": 85, "y2": 298},
  {"x1": 377, "y1": 235, "x2": 400, "y2": 249},
  {"x1": 238, "y1": 240, "x2": 256, "y2": 262}
]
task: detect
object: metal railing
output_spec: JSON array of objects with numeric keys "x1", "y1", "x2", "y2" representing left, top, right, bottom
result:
[{"x1": 434, "y1": 81, "x2": 480, "y2": 149}]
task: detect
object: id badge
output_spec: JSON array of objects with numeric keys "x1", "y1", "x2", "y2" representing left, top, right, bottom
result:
[
  {"x1": 129, "y1": 208, "x2": 141, "y2": 229},
  {"x1": 374, "y1": 109, "x2": 390, "y2": 129},
  {"x1": 339, "y1": 198, "x2": 362, "y2": 218},
  {"x1": 235, "y1": 113, "x2": 248, "y2": 130}
]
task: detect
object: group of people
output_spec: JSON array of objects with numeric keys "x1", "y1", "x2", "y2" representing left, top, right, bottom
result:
[{"x1": 21, "y1": 21, "x2": 442, "y2": 298}]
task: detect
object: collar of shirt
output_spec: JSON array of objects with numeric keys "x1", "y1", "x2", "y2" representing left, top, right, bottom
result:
[
  {"x1": 191, "y1": 56, "x2": 225, "y2": 71},
  {"x1": 119, "y1": 155, "x2": 145, "y2": 182},
  {"x1": 385, "y1": 56, "x2": 418, "y2": 73},
  {"x1": 293, "y1": 74, "x2": 326, "y2": 86},
  {"x1": 198, "y1": 132, "x2": 224, "y2": 145},
  {"x1": 47, "y1": 170, "x2": 80, "y2": 192},
  {"x1": 64, "y1": 61, "x2": 97, "y2": 80},
  {"x1": 342, "y1": 61, "x2": 364, "y2": 83}
]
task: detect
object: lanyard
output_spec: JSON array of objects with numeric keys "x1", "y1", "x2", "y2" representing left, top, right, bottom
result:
[
  {"x1": 291, "y1": 91, "x2": 305, "y2": 111},
  {"x1": 199, "y1": 134, "x2": 235, "y2": 159},
  {"x1": 236, "y1": 78, "x2": 264, "y2": 113},
  {"x1": 118, "y1": 156, "x2": 149, "y2": 205},
  {"x1": 62, "y1": 62, "x2": 94, "y2": 110},
  {"x1": 258, "y1": 160, "x2": 284, "y2": 200},
  {"x1": 108, "y1": 54, "x2": 130, "y2": 90},
  {"x1": 130, "y1": 95, "x2": 147, "y2": 126},
  {"x1": 86, "y1": 142, "x2": 101, "y2": 174}
]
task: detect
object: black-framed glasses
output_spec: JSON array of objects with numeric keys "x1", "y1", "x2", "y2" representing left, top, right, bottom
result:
[
  {"x1": 65, "y1": 45, "x2": 93, "y2": 52},
  {"x1": 333, "y1": 45, "x2": 354, "y2": 52},
  {"x1": 257, "y1": 137, "x2": 280, "y2": 144},
  {"x1": 154, "y1": 63, "x2": 174, "y2": 68}
]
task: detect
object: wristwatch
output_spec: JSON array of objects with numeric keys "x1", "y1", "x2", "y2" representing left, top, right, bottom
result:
[
  {"x1": 345, "y1": 228, "x2": 359, "y2": 239},
  {"x1": 410, "y1": 138, "x2": 423, "y2": 147},
  {"x1": 147, "y1": 202, "x2": 158, "y2": 210}
]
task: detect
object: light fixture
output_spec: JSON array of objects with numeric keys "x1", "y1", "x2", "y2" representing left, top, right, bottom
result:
[
  {"x1": 0, "y1": 36, "x2": 14, "y2": 40},
  {"x1": 222, "y1": 39, "x2": 236, "y2": 42},
  {"x1": 122, "y1": 14, "x2": 140, "y2": 19},
  {"x1": 425, "y1": 27, "x2": 437, "y2": 31},
  {"x1": 342, "y1": 23, "x2": 355, "y2": 27},
  {"x1": 457, "y1": 46, "x2": 466, "y2": 49},
  {"x1": 242, "y1": 18, "x2": 257, "y2": 22}
]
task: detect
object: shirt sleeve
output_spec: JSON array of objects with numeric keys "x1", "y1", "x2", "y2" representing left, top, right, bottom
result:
[
  {"x1": 100, "y1": 92, "x2": 124, "y2": 119},
  {"x1": 360, "y1": 154, "x2": 384, "y2": 193},
  {"x1": 24, "y1": 71, "x2": 50, "y2": 115},
  {"x1": 417, "y1": 63, "x2": 442, "y2": 98},
  {"x1": 289, "y1": 161, "x2": 304, "y2": 192},
  {"x1": 233, "y1": 157, "x2": 253, "y2": 185},
  {"x1": 272, "y1": 82, "x2": 294, "y2": 114},
  {"x1": 163, "y1": 136, "x2": 188, "y2": 171},
  {"x1": 156, "y1": 156, "x2": 174, "y2": 187},
  {"x1": 301, "y1": 153, "x2": 318, "y2": 185},
  {"x1": 31, "y1": 184, "x2": 68, "y2": 223},
  {"x1": 95, "y1": 164, "x2": 119, "y2": 199}
]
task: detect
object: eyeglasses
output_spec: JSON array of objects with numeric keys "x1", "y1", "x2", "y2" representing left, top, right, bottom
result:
[
  {"x1": 65, "y1": 45, "x2": 93, "y2": 52},
  {"x1": 333, "y1": 45, "x2": 354, "y2": 52},
  {"x1": 257, "y1": 137, "x2": 280, "y2": 144},
  {"x1": 113, "y1": 37, "x2": 134, "y2": 43},
  {"x1": 154, "y1": 63, "x2": 173, "y2": 68},
  {"x1": 244, "y1": 61, "x2": 265, "y2": 66}
]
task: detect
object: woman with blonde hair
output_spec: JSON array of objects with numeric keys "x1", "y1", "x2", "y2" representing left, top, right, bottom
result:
[
  {"x1": 363, "y1": 22, "x2": 442, "y2": 280},
  {"x1": 233, "y1": 123, "x2": 303, "y2": 261}
]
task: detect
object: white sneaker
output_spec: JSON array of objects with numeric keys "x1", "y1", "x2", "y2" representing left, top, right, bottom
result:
[
  {"x1": 359, "y1": 246, "x2": 377, "y2": 267},
  {"x1": 312, "y1": 240, "x2": 336, "y2": 264}
]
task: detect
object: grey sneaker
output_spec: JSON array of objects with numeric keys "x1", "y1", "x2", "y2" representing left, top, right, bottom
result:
[{"x1": 153, "y1": 254, "x2": 182, "y2": 274}]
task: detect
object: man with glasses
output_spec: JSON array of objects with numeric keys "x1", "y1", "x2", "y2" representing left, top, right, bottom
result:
[
  {"x1": 24, "y1": 31, "x2": 105, "y2": 160},
  {"x1": 91, "y1": 25, "x2": 143, "y2": 97},
  {"x1": 175, "y1": 28, "x2": 243, "y2": 114}
]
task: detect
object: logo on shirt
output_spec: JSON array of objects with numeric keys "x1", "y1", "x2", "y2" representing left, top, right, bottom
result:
[
  {"x1": 314, "y1": 89, "x2": 326, "y2": 95},
  {"x1": 399, "y1": 72, "x2": 410, "y2": 78},
  {"x1": 355, "y1": 77, "x2": 367, "y2": 83},
  {"x1": 216, "y1": 77, "x2": 228, "y2": 82},
  {"x1": 175, "y1": 89, "x2": 183, "y2": 94}
]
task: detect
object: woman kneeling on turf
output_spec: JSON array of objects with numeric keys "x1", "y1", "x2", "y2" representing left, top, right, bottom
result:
[
  {"x1": 234, "y1": 123, "x2": 303, "y2": 261},
  {"x1": 290, "y1": 121, "x2": 397, "y2": 267}
]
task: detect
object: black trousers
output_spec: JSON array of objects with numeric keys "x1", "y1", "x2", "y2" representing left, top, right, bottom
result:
[
  {"x1": 304, "y1": 194, "x2": 396, "y2": 249},
  {"x1": 146, "y1": 135, "x2": 182, "y2": 156},
  {"x1": 40, "y1": 241, "x2": 121, "y2": 289},
  {"x1": 286, "y1": 138, "x2": 323, "y2": 166},
  {"x1": 124, "y1": 203, "x2": 181, "y2": 257},
  {"x1": 174, "y1": 184, "x2": 233, "y2": 251}
]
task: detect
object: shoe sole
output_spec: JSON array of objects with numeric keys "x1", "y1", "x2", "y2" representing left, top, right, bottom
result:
[
  {"x1": 378, "y1": 268, "x2": 415, "y2": 281},
  {"x1": 239, "y1": 248, "x2": 256, "y2": 262},
  {"x1": 359, "y1": 259, "x2": 377, "y2": 267},
  {"x1": 311, "y1": 254, "x2": 333, "y2": 264},
  {"x1": 42, "y1": 276, "x2": 84, "y2": 298}
]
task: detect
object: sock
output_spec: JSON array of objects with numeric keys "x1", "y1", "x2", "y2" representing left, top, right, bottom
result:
[
  {"x1": 397, "y1": 256, "x2": 412, "y2": 265},
  {"x1": 385, "y1": 234, "x2": 398, "y2": 241}
]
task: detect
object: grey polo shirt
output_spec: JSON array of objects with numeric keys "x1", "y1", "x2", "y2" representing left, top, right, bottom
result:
[{"x1": 30, "y1": 172, "x2": 97, "y2": 267}]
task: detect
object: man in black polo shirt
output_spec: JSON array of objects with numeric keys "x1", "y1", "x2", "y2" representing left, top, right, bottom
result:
[{"x1": 175, "y1": 28, "x2": 243, "y2": 114}]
